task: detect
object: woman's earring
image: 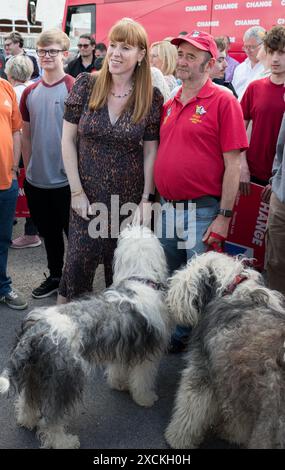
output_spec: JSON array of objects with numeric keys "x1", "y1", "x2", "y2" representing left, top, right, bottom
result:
[{"x1": 138, "y1": 61, "x2": 141, "y2": 67}]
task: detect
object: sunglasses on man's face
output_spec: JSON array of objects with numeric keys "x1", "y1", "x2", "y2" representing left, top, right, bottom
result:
[{"x1": 77, "y1": 44, "x2": 91, "y2": 49}]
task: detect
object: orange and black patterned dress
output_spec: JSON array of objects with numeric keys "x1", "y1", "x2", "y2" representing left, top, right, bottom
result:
[{"x1": 59, "y1": 73, "x2": 163, "y2": 299}]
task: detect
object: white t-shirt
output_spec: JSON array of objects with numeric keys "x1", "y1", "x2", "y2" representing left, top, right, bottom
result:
[
  {"x1": 13, "y1": 81, "x2": 33, "y2": 104},
  {"x1": 232, "y1": 58, "x2": 264, "y2": 98}
]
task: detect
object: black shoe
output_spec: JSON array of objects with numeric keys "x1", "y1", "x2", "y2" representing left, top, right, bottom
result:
[
  {"x1": 168, "y1": 337, "x2": 188, "y2": 354},
  {"x1": 32, "y1": 274, "x2": 60, "y2": 299}
]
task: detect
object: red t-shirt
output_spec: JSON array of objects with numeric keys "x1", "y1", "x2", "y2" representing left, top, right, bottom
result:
[
  {"x1": 240, "y1": 77, "x2": 285, "y2": 182},
  {"x1": 154, "y1": 80, "x2": 248, "y2": 200}
]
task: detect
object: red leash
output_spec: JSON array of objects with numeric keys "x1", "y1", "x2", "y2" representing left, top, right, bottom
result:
[{"x1": 205, "y1": 232, "x2": 226, "y2": 253}]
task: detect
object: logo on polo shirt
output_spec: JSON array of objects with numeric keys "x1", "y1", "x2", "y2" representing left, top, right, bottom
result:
[
  {"x1": 190, "y1": 105, "x2": 207, "y2": 124},
  {"x1": 3, "y1": 99, "x2": 12, "y2": 108},
  {"x1": 196, "y1": 105, "x2": 206, "y2": 115}
]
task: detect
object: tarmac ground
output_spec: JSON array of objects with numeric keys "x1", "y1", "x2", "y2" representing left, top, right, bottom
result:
[{"x1": 0, "y1": 219, "x2": 235, "y2": 450}]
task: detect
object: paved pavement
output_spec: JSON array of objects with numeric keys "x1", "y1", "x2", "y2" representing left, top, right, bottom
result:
[{"x1": 0, "y1": 219, "x2": 233, "y2": 449}]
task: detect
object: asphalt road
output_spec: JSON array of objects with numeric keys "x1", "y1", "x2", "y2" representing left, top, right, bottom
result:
[{"x1": 0, "y1": 219, "x2": 233, "y2": 450}]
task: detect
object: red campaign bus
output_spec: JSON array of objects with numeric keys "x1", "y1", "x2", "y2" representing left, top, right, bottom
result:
[{"x1": 61, "y1": 0, "x2": 285, "y2": 59}]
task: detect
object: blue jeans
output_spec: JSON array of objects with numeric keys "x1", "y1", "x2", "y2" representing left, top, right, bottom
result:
[
  {"x1": 158, "y1": 197, "x2": 219, "y2": 342},
  {"x1": 0, "y1": 179, "x2": 18, "y2": 296}
]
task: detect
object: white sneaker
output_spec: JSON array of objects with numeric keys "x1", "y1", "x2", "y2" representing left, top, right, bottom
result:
[{"x1": 0, "y1": 289, "x2": 28, "y2": 310}]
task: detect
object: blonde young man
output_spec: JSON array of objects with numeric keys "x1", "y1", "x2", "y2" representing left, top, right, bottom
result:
[{"x1": 20, "y1": 30, "x2": 74, "y2": 299}]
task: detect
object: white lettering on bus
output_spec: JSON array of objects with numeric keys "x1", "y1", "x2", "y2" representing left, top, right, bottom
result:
[
  {"x1": 185, "y1": 5, "x2": 207, "y2": 12},
  {"x1": 277, "y1": 18, "x2": 285, "y2": 24},
  {"x1": 246, "y1": 1, "x2": 272, "y2": 7},
  {"x1": 234, "y1": 18, "x2": 260, "y2": 25},
  {"x1": 214, "y1": 3, "x2": 238, "y2": 10},
  {"x1": 197, "y1": 21, "x2": 220, "y2": 27},
  {"x1": 281, "y1": 0, "x2": 285, "y2": 6}
]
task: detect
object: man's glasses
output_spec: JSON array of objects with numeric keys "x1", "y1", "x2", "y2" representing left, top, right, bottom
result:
[
  {"x1": 4, "y1": 43, "x2": 12, "y2": 48},
  {"x1": 36, "y1": 49, "x2": 64, "y2": 57},
  {"x1": 242, "y1": 44, "x2": 262, "y2": 52},
  {"x1": 77, "y1": 44, "x2": 90, "y2": 49}
]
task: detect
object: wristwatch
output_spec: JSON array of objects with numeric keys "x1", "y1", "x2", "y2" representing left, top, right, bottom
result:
[
  {"x1": 142, "y1": 193, "x2": 155, "y2": 202},
  {"x1": 218, "y1": 208, "x2": 233, "y2": 217}
]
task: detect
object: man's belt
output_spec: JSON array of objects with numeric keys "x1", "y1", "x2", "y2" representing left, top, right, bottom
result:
[{"x1": 165, "y1": 195, "x2": 220, "y2": 209}]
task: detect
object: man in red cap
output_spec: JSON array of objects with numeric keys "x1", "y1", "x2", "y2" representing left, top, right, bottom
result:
[{"x1": 154, "y1": 31, "x2": 248, "y2": 352}]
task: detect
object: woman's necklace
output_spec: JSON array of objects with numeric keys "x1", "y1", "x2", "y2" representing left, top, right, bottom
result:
[{"x1": 110, "y1": 83, "x2": 134, "y2": 98}]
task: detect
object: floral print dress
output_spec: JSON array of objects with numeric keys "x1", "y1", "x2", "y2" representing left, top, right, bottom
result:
[{"x1": 59, "y1": 73, "x2": 163, "y2": 299}]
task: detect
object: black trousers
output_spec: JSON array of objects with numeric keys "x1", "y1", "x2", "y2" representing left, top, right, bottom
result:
[
  {"x1": 24, "y1": 180, "x2": 71, "y2": 278},
  {"x1": 24, "y1": 217, "x2": 38, "y2": 236}
]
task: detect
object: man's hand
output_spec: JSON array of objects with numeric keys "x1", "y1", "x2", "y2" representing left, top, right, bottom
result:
[
  {"x1": 71, "y1": 191, "x2": 92, "y2": 221},
  {"x1": 239, "y1": 159, "x2": 251, "y2": 196},
  {"x1": 202, "y1": 215, "x2": 231, "y2": 250},
  {"x1": 11, "y1": 168, "x2": 18, "y2": 180},
  {"x1": 261, "y1": 184, "x2": 272, "y2": 204}
]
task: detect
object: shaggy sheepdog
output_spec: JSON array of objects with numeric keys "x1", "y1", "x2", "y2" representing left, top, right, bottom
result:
[
  {"x1": 0, "y1": 225, "x2": 170, "y2": 449},
  {"x1": 165, "y1": 251, "x2": 285, "y2": 449}
]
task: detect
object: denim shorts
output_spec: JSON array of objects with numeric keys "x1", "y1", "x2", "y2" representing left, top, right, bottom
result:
[{"x1": 157, "y1": 196, "x2": 220, "y2": 273}]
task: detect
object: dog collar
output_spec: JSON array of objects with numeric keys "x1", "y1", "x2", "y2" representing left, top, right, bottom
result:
[
  {"x1": 223, "y1": 274, "x2": 248, "y2": 295},
  {"x1": 127, "y1": 276, "x2": 166, "y2": 291}
]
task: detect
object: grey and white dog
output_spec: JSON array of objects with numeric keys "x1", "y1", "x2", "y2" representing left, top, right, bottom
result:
[
  {"x1": 165, "y1": 251, "x2": 285, "y2": 449},
  {"x1": 0, "y1": 225, "x2": 170, "y2": 449}
]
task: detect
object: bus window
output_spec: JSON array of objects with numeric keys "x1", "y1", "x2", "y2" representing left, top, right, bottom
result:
[{"x1": 65, "y1": 4, "x2": 95, "y2": 47}]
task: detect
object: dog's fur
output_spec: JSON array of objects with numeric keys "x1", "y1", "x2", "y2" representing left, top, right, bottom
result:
[
  {"x1": 0, "y1": 225, "x2": 170, "y2": 449},
  {"x1": 165, "y1": 251, "x2": 285, "y2": 449}
]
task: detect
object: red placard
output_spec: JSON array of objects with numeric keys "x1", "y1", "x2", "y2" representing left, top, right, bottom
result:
[
  {"x1": 224, "y1": 183, "x2": 268, "y2": 270},
  {"x1": 15, "y1": 169, "x2": 30, "y2": 218}
]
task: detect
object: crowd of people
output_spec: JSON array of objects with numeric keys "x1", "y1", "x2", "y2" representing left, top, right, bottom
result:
[{"x1": 0, "y1": 20, "x2": 284, "y2": 353}]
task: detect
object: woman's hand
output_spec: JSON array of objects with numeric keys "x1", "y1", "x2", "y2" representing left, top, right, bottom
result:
[
  {"x1": 132, "y1": 199, "x2": 152, "y2": 226},
  {"x1": 71, "y1": 191, "x2": 93, "y2": 221}
]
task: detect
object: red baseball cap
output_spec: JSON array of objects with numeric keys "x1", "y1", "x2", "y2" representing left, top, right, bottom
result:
[{"x1": 171, "y1": 31, "x2": 218, "y2": 59}]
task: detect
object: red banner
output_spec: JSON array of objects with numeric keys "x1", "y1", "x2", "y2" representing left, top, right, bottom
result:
[
  {"x1": 224, "y1": 183, "x2": 268, "y2": 270},
  {"x1": 15, "y1": 169, "x2": 30, "y2": 218}
]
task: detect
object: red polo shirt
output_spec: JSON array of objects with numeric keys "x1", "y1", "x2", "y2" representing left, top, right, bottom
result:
[{"x1": 154, "y1": 79, "x2": 248, "y2": 200}]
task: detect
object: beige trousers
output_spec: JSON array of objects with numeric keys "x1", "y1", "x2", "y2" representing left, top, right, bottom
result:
[{"x1": 266, "y1": 192, "x2": 285, "y2": 296}]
